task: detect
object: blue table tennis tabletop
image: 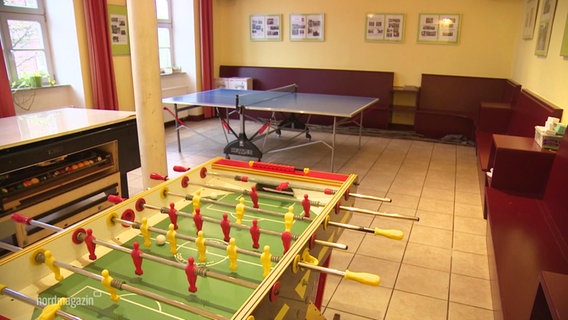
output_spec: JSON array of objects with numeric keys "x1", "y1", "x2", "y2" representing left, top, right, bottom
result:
[{"x1": 162, "y1": 88, "x2": 379, "y2": 118}]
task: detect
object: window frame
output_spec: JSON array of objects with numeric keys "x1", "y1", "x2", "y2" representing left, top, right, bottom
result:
[
  {"x1": 156, "y1": 0, "x2": 175, "y2": 70},
  {"x1": 0, "y1": 0, "x2": 55, "y2": 86}
]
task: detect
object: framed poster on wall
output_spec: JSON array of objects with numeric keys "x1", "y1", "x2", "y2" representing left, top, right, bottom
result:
[
  {"x1": 560, "y1": 13, "x2": 568, "y2": 56},
  {"x1": 535, "y1": 0, "x2": 557, "y2": 56},
  {"x1": 290, "y1": 13, "x2": 324, "y2": 41},
  {"x1": 108, "y1": 5, "x2": 130, "y2": 55},
  {"x1": 522, "y1": 0, "x2": 540, "y2": 39},
  {"x1": 250, "y1": 14, "x2": 282, "y2": 41},
  {"x1": 417, "y1": 13, "x2": 461, "y2": 44},
  {"x1": 366, "y1": 13, "x2": 405, "y2": 42}
]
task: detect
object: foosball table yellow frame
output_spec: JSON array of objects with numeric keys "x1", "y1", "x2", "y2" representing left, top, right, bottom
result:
[{"x1": 0, "y1": 158, "x2": 413, "y2": 320}]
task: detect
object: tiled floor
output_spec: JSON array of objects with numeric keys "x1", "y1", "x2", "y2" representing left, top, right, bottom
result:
[{"x1": 127, "y1": 118, "x2": 493, "y2": 320}]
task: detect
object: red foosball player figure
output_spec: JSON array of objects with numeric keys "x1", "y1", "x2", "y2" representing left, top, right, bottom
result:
[
  {"x1": 250, "y1": 219, "x2": 260, "y2": 249},
  {"x1": 185, "y1": 256, "x2": 198, "y2": 293},
  {"x1": 167, "y1": 203, "x2": 178, "y2": 230},
  {"x1": 131, "y1": 241, "x2": 143, "y2": 275},
  {"x1": 221, "y1": 213, "x2": 231, "y2": 242},
  {"x1": 249, "y1": 186, "x2": 259, "y2": 208},
  {"x1": 193, "y1": 208, "x2": 203, "y2": 234},
  {"x1": 84, "y1": 229, "x2": 97, "y2": 260},
  {"x1": 302, "y1": 194, "x2": 311, "y2": 218},
  {"x1": 281, "y1": 231, "x2": 292, "y2": 254}
]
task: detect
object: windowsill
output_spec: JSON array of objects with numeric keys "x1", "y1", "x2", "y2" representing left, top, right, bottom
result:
[
  {"x1": 11, "y1": 84, "x2": 71, "y2": 92},
  {"x1": 160, "y1": 71, "x2": 186, "y2": 77}
]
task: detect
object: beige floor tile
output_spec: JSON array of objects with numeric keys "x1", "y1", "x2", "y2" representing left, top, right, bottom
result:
[
  {"x1": 453, "y1": 231, "x2": 487, "y2": 255},
  {"x1": 395, "y1": 264, "x2": 450, "y2": 300},
  {"x1": 454, "y1": 202, "x2": 483, "y2": 219},
  {"x1": 417, "y1": 198, "x2": 454, "y2": 214},
  {"x1": 386, "y1": 290, "x2": 448, "y2": 320},
  {"x1": 451, "y1": 250, "x2": 490, "y2": 279},
  {"x1": 323, "y1": 308, "x2": 378, "y2": 320},
  {"x1": 349, "y1": 254, "x2": 400, "y2": 289},
  {"x1": 327, "y1": 281, "x2": 392, "y2": 319},
  {"x1": 415, "y1": 209, "x2": 454, "y2": 230},
  {"x1": 454, "y1": 216, "x2": 486, "y2": 235},
  {"x1": 450, "y1": 273, "x2": 493, "y2": 310},
  {"x1": 421, "y1": 186, "x2": 455, "y2": 202},
  {"x1": 448, "y1": 302, "x2": 494, "y2": 320},
  {"x1": 455, "y1": 191, "x2": 482, "y2": 207},
  {"x1": 388, "y1": 179, "x2": 424, "y2": 197},
  {"x1": 403, "y1": 242, "x2": 452, "y2": 272},
  {"x1": 337, "y1": 229, "x2": 366, "y2": 254},
  {"x1": 409, "y1": 225, "x2": 453, "y2": 249},
  {"x1": 382, "y1": 193, "x2": 420, "y2": 210},
  {"x1": 358, "y1": 232, "x2": 408, "y2": 262}
]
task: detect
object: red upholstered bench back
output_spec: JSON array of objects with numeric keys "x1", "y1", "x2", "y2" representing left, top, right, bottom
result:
[
  {"x1": 507, "y1": 90, "x2": 563, "y2": 137},
  {"x1": 543, "y1": 133, "x2": 568, "y2": 238},
  {"x1": 218, "y1": 65, "x2": 394, "y2": 129}
]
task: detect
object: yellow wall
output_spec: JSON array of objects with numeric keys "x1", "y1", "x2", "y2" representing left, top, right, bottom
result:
[
  {"x1": 213, "y1": 0, "x2": 523, "y2": 87},
  {"x1": 512, "y1": 0, "x2": 568, "y2": 122}
]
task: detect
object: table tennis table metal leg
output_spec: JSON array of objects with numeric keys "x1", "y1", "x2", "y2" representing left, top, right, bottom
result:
[
  {"x1": 175, "y1": 104, "x2": 181, "y2": 152},
  {"x1": 331, "y1": 116, "x2": 336, "y2": 172},
  {"x1": 359, "y1": 110, "x2": 364, "y2": 148}
]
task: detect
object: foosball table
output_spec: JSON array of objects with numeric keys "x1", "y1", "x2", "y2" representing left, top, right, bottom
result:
[{"x1": 0, "y1": 158, "x2": 416, "y2": 320}]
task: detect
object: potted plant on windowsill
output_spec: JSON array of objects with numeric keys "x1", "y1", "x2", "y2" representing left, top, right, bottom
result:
[{"x1": 11, "y1": 71, "x2": 55, "y2": 89}]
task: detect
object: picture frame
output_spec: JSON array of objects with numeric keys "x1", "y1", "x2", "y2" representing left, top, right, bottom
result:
[
  {"x1": 250, "y1": 14, "x2": 282, "y2": 41},
  {"x1": 108, "y1": 5, "x2": 130, "y2": 55},
  {"x1": 522, "y1": 0, "x2": 540, "y2": 39},
  {"x1": 290, "y1": 13, "x2": 325, "y2": 41},
  {"x1": 561, "y1": 13, "x2": 568, "y2": 57},
  {"x1": 535, "y1": 0, "x2": 557, "y2": 56},
  {"x1": 417, "y1": 13, "x2": 461, "y2": 44},
  {"x1": 366, "y1": 13, "x2": 405, "y2": 42}
]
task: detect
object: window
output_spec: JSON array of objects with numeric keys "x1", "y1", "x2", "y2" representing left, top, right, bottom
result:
[
  {"x1": 0, "y1": 0, "x2": 54, "y2": 87},
  {"x1": 156, "y1": 0, "x2": 174, "y2": 72}
]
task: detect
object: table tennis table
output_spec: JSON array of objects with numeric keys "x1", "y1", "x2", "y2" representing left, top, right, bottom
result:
[{"x1": 162, "y1": 84, "x2": 379, "y2": 171}]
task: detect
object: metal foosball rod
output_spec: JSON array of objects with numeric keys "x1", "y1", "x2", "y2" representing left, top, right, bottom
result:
[
  {"x1": 11, "y1": 213, "x2": 64, "y2": 232},
  {"x1": 71, "y1": 227, "x2": 259, "y2": 290},
  {"x1": 0, "y1": 241, "x2": 23, "y2": 252},
  {"x1": 31, "y1": 250, "x2": 229, "y2": 320},
  {"x1": 121, "y1": 201, "x2": 281, "y2": 262},
  {"x1": 163, "y1": 190, "x2": 406, "y2": 240},
  {"x1": 0, "y1": 284, "x2": 81, "y2": 320},
  {"x1": 292, "y1": 249, "x2": 381, "y2": 286},
  {"x1": 9, "y1": 214, "x2": 264, "y2": 288},
  {"x1": 173, "y1": 166, "x2": 392, "y2": 202}
]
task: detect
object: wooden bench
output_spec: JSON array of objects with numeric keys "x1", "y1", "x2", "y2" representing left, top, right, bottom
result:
[
  {"x1": 415, "y1": 74, "x2": 517, "y2": 141},
  {"x1": 476, "y1": 90, "x2": 563, "y2": 201},
  {"x1": 218, "y1": 65, "x2": 394, "y2": 129},
  {"x1": 485, "y1": 131, "x2": 568, "y2": 320}
]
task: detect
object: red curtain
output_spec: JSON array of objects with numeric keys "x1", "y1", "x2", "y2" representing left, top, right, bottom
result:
[
  {"x1": 0, "y1": 46, "x2": 16, "y2": 118},
  {"x1": 83, "y1": 0, "x2": 119, "y2": 110},
  {"x1": 199, "y1": 0, "x2": 215, "y2": 118}
]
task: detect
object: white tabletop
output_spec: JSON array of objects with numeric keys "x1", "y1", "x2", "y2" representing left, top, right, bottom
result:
[{"x1": 0, "y1": 108, "x2": 136, "y2": 150}]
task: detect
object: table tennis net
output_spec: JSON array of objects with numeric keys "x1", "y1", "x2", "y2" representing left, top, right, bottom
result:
[{"x1": 236, "y1": 84, "x2": 298, "y2": 107}]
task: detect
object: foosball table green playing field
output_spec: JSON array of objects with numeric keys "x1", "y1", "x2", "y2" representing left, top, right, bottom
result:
[{"x1": 0, "y1": 158, "x2": 417, "y2": 320}]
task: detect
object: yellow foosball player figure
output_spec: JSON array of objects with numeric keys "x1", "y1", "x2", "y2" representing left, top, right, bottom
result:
[
  {"x1": 101, "y1": 269, "x2": 120, "y2": 302},
  {"x1": 227, "y1": 238, "x2": 238, "y2": 271}
]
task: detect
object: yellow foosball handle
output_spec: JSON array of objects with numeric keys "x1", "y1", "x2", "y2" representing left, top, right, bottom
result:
[
  {"x1": 38, "y1": 297, "x2": 67, "y2": 320},
  {"x1": 374, "y1": 228, "x2": 404, "y2": 240},
  {"x1": 344, "y1": 270, "x2": 381, "y2": 286}
]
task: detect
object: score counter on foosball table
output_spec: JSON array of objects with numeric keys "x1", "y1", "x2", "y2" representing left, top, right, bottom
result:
[{"x1": 0, "y1": 157, "x2": 417, "y2": 320}]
